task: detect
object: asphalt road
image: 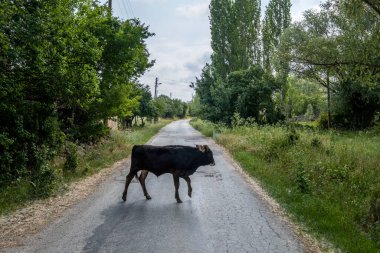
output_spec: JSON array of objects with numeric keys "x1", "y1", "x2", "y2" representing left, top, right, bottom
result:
[{"x1": 8, "y1": 120, "x2": 304, "y2": 253}]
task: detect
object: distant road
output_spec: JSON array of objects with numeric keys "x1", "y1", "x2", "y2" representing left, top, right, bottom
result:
[{"x1": 7, "y1": 120, "x2": 304, "y2": 253}]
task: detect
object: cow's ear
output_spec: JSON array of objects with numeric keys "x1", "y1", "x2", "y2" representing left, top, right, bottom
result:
[
  {"x1": 204, "y1": 145, "x2": 210, "y2": 151},
  {"x1": 197, "y1": 145, "x2": 205, "y2": 152}
]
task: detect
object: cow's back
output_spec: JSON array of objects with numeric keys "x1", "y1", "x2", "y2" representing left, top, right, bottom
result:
[{"x1": 130, "y1": 145, "x2": 199, "y2": 176}]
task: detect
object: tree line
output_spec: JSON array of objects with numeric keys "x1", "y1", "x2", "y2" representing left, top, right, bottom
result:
[
  {"x1": 192, "y1": 0, "x2": 380, "y2": 129},
  {"x1": 0, "y1": 0, "x2": 187, "y2": 191}
]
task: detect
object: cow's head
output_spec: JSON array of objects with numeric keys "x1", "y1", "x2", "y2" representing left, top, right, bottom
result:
[{"x1": 196, "y1": 145, "x2": 215, "y2": 166}]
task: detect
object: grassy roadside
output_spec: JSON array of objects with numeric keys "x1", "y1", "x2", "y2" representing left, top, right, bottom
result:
[
  {"x1": 0, "y1": 119, "x2": 172, "y2": 215},
  {"x1": 190, "y1": 118, "x2": 380, "y2": 253}
]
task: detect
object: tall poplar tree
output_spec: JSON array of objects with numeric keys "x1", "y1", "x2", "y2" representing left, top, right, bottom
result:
[
  {"x1": 262, "y1": 0, "x2": 291, "y2": 73},
  {"x1": 209, "y1": 0, "x2": 232, "y2": 80},
  {"x1": 232, "y1": 0, "x2": 261, "y2": 69}
]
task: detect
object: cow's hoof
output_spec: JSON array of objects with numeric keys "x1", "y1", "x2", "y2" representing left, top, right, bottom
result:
[
  {"x1": 122, "y1": 195, "x2": 126, "y2": 202},
  {"x1": 176, "y1": 199, "x2": 183, "y2": 203},
  {"x1": 146, "y1": 195, "x2": 152, "y2": 200},
  {"x1": 188, "y1": 192, "x2": 192, "y2": 198}
]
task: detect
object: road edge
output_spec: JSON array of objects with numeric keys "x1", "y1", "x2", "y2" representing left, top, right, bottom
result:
[
  {"x1": 196, "y1": 130, "x2": 325, "y2": 253},
  {"x1": 0, "y1": 122, "x2": 171, "y2": 250}
]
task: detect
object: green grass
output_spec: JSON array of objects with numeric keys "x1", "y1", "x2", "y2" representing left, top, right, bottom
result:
[
  {"x1": 190, "y1": 118, "x2": 380, "y2": 253},
  {"x1": 296, "y1": 121, "x2": 319, "y2": 128},
  {"x1": 0, "y1": 119, "x2": 172, "y2": 215}
]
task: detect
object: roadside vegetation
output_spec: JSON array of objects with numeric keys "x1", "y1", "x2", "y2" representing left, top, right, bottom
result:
[
  {"x1": 0, "y1": 119, "x2": 172, "y2": 215},
  {"x1": 191, "y1": 118, "x2": 380, "y2": 253},
  {"x1": 188, "y1": 1, "x2": 380, "y2": 251},
  {"x1": 0, "y1": 1, "x2": 187, "y2": 215}
]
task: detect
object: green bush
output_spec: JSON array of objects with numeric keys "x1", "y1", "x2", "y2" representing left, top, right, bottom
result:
[
  {"x1": 318, "y1": 112, "x2": 330, "y2": 129},
  {"x1": 31, "y1": 164, "x2": 56, "y2": 198},
  {"x1": 63, "y1": 142, "x2": 78, "y2": 173},
  {"x1": 286, "y1": 125, "x2": 299, "y2": 145},
  {"x1": 295, "y1": 166, "x2": 310, "y2": 194},
  {"x1": 311, "y1": 137, "x2": 322, "y2": 147}
]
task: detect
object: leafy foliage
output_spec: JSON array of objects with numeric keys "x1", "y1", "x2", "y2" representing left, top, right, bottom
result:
[
  {"x1": 195, "y1": 64, "x2": 281, "y2": 125},
  {"x1": 262, "y1": 0, "x2": 291, "y2": 73},
  {"x1": 154, "y1": 95, "x2": 188, "y2": 119},
  {"x1": 209, "y1": 0, "x2": 261, "y2": 80},
  {"x1": 278, "y1": 0, "x2": 380, "y2": 129},
  {"x1": 198, "y1": 0, "x2": 288, "y2": 125},
  {"x1": 0, "y1": 0, "x2": 154, "y2": 191}
]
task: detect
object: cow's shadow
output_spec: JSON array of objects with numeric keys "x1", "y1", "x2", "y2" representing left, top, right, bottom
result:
[{"x1": 83, "y1": 198, "x2": 206, "y2": 252}]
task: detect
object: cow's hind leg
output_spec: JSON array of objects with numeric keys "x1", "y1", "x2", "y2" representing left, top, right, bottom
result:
[
  {"x1": 139, "y1": 170, "x2": 151, "y2": 200},
  {"x1": 183, "y1": 176, "x2": 192, "y2": 198},
  {"x1": 122, "y1": 172, "x2": 134, "y2": 202},
  {"x1": 173, "y1": 174, "x2": 182, "y2": 203}
]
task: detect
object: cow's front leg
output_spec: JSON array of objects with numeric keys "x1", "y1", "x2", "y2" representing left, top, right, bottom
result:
[
  {"x1": 183, "y1": 176, "x2": 192, "y2": 198},
  {"x1": 173, "y1": 174, "x2": 182, "y2": 203},
  {"x1": 139, "y1": 170, "x2": 151, "y2": 200},
  {"x1": 122, "y1": 172, "x2": 134, "y2": 202}
]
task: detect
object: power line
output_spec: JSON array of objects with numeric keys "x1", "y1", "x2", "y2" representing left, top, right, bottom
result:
[
  {"x1": 114, "y1": 1, "x2": 126, "y2": 17},
  {"x1": 126, "y1": 0, "x2": 135, "y2": 18},
  {"x1": 120, "y1": 0, "x2": 131, "y2": 19},
  {"x1": 119, "y1": 0, "x2": 129, "y2": 19}
]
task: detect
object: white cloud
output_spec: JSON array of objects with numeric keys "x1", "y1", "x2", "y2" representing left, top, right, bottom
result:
[
  {"x1": 139, "y1": 39, "x2": 211, "y2": 101},
  {"x1": 290, "y1": 0, "x2": 322, "y2": 21},
  {"x1": 175, "y1": 3, "x2": 209, "y2": 19}
]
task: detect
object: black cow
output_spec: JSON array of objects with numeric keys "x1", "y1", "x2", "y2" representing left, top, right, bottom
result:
[{"x1": 122, "y1": 144, "x2": 215, "y2": 203}]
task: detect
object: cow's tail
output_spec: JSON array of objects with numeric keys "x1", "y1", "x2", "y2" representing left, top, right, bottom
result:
[{"x1": 131, "y1": 145, "x2": 139, "y2": 181}]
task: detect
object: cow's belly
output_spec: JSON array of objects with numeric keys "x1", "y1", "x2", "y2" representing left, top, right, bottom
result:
[
  {"x1": 148, "y1": 167, "x2": 171, "y2": 177},
  {"x1": 146, "y1": 167, "x2": 196, "y2": 177}
]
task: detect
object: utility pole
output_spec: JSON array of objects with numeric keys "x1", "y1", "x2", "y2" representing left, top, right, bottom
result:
[
  {"x1": 108, "y1": 0, "x2": 112, "y2": 9},
  {"x1": 154, "y1": 77, "x2": 161, "y2": 99}
]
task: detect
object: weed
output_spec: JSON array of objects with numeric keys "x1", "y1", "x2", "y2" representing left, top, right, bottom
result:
[
  {"x1": 311, "y1": 137, "x2": 322, "y2": 147},
  {"x1": 63, "y1": 142, "x2": 78, "y2": 173},
  {"x1": 286, "y1": 124, "x2": 299, "y2": 145},
  {"x1": 295, "y1": 166, "x2": 310, "y2": 194}
]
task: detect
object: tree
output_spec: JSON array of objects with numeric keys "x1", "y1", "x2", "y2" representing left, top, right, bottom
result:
[
  {"x1": 136, "y1": 85, "x2": 157, "y2": 126},
  {"x1": 227, "y1": 65, "x2": 281, "y2": 123},
  {"x1": 262, "y1": 0, "x2": 291, "y2": 73},
  {"x1": 282, "y1": 77, "x2": 326, "y2": 119},
  {"x1": 210, "y1": 0, "x2": 262, "y2": 79},
  {"x1": 278, "y1": 0, "x2": 380, "y2": 129},
  {"x1": 209, "y1": 0, "x2": 232, "y2": 80},
  {"x1": 194, "y1": 64, "x2": 218, "y2": 121},
  {"x1": 0, "y1": 0, "x2": 154, "y2": 188},
  {"x1": 96, "y1": 18, "x2": 154, "y2": 125},
  {"x1": 231, "y1": 0, "x2": 261, "y2": 68},
  {"x1": 260, "y1": 0, "x2": 291, "y2": 119}
]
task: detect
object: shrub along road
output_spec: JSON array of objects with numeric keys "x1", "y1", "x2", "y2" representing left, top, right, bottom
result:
[{"x1": 6, "y1": 120, "x2": 311, "y2": 253}]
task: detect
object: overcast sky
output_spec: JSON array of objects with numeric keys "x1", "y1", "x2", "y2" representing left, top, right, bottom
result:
[{"x1": 108, "y1": 0, "x2": 323, "y2": 102}]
